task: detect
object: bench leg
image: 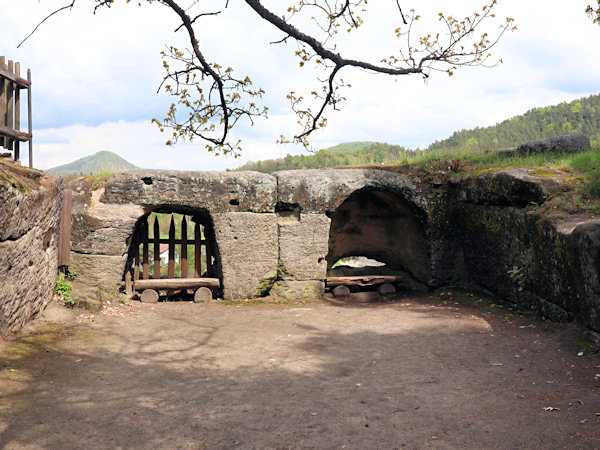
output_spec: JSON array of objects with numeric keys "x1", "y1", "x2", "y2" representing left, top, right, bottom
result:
[
  {"x1": 140, "y1": 289, "x2": 159, "y2": 303},
  {"x1": 194, "y1": 287, "x2": 212, "y2": 303}
]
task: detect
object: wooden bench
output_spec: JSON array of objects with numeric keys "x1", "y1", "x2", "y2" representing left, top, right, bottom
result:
[{"x1": 125, "y1": 275, "x2": 220, "y2": 303}]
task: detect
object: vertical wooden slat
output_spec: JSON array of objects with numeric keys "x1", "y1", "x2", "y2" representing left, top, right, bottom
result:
[
  {"x1": 6, "y1": 60, "x2": 13, "y2": 152},
  {"x1": 142, "y1": 218, "x2": 149, "y2": 279},
  {"x1": 133, "y1": 227, "x2": 140, "y2": 281},
  {"x1": 181, "y1": 216, "x2": 188, "y2": 278},
  {"x1": 0, "y1": 57, "x2": 6, "y2": 149},
  {"x1": 27, "y1": 68, "x2": 32, "y2": 168},
  {"x1": 57, "y1": 190, "x2": 72, "y2": 267},
  {"x1": 205, "y1": 224, "x2": 213, "y2": 277},
  {"x1": 168, "y1": 216, "x2": 175, "y2": 278},
  {"x1": 14, "y1": 62, "x2": 20, "y2": 161},
  {"x1": 153, "y1": 216, "x2": 160, "y2": 279},
  {"x1": 194, "y1": 222, "x2": 201, "y2": 277}
]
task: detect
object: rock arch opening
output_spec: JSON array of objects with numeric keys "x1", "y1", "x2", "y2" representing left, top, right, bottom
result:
[
  {"x1": 326, "y1": 188, "x2": 430, "y2": 291},
  {"x1": 125, "y1": 206, "x2": 221, "y2": 300}
]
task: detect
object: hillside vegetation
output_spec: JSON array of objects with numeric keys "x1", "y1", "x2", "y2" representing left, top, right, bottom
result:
[
  {"x1": 234, "y1": 94, "x2": 600, "y2": 173},
  {"x1": 48, "y1": 150, "x2": 137, "y2": 175},
  {"x1": 429, "y1": 94, "x2": 600, "y2": 152}
]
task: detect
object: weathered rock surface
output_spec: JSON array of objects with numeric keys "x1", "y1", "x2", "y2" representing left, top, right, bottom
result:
[
  {"x1": 59, "y1": 166, "x2": 600, "y2": 335},
  {"x1": 69, "y1": 253, "x2": 127, "y2": 310},
  {"x1": 277, "y1": 212, "x2": 330, "y2": 280},
  {"x1": 441, "y1": 168, "x2": 600, "y2": 331},
  {"x1": 103, "y1": 170, "x2": 276, "y2": 213},
  {"x1": 69, "y1": 184, "x2": 144, "y2": 256},
  {"x1": 270, "y1": 280, "x2": 325, "y2": 300},
  {"x1": 275, "y1": 169, "x2": 427, "y2": 213},
  {"x1": 516, "y1": 133, "x2": 590, "y2": 155},
  {"x1": 458, "y1": 168, "x2": 571, "y2": 207},
  {"x1": 0, "y1": 161, "x2": 63, "y2": 334},
  {"x1": 212, "y1": 212, "x2": 279, "y2": 299}
]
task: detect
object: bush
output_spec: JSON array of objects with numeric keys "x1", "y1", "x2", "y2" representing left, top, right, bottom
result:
[{"x1": 55, "y1": 273, "x2": 75, "y2": 307}]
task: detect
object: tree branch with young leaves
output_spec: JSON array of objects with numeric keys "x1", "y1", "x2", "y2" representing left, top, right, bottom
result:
[
  {"x1": 21, "y1": 0, "x2": 516, "y2": 155},
  {"x1": 587, "y1": 1, "x2": 600, "y2": 24}
]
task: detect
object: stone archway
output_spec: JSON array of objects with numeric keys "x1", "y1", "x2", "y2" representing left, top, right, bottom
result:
[{"x1": 326, "y1": 188, "x2": 430, "y2": 286}]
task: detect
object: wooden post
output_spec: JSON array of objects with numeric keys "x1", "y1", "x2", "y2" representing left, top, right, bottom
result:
[
  {"x1": 125, "y1": 271, "x2": 132, "y2": 295},
  {"x1": 133, "y1": 227, "x2": 140, "y2": 281},
  {"x1": 57, "y1": 190, "x2": 72, "y2": 267},
  {"x1": 27, "y1": 68, "x2": 32, "y2": 168},
  {"x1": 6, "y1": 60, "x2": 13, "y2": 153},
  {"x1": 0, "y1": 57, "x2": 5, "y2": 149},
  {"x1": 142, "y1": 218, "x2": 149, "y2": 280},
  {"x1": 205, "y1": 224, "x2": 213, "y2": 277},
  {"x1": 194, "y1": 222, "x2": 201, "y2": 277},
  {"x1": 153, "y1": 217, "x2": 160, "y2": 279},
  {"x1": 168, "y1": 216, "x2": 175, "y2": 278},
  {"x1": 181, "y1": 216, "x2": 188, "y2": 278},
  {"x1": 14, "y1": 62, "x2": 19, "y2": 161}
]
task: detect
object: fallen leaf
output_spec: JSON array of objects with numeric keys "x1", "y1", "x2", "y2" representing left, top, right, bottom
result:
[{"x1": 543, "y1": 406, "x2": 560, "y2": 411}]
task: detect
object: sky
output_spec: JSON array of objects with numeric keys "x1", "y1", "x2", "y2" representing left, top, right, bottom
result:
[{"x1": 0, "y1": 0, "x2": 599, "y2": 171}]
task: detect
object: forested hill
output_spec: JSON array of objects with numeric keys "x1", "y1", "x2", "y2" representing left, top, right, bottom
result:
[
  {"x1": 233, "y1": 142, "x2": 419, "y2": 173},
  {"x1": 234, "y1": 94, "x2": 600, "y2": 173},
  {"x1": 428, "y1": 94, "x2": 600, "y2": 152}
]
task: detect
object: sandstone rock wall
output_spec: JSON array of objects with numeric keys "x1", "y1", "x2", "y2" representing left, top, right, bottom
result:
[
  {"x1": 69, "y1": 169, "x2": 428, "y2": 303},
  {"x1": 0, "y1": 161, "x2": 63, "y2": 334},
  {"x1": 431, "y1": 168, "x2": 600, "y2": 332},
  {"x1": 66, "y1": 165, "x2": 600, "y2": 335}
]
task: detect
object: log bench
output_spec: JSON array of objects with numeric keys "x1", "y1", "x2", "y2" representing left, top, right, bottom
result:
[
  {"x1": 326, "y1": 275, "x2": 403, "y2": 298},
  {"x1": 124, "y1": 276, "x2": 220, "y2": 303}
]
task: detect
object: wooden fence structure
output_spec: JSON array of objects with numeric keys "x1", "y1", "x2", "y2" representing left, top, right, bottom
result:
[
  {"x1": 126, "y1": 214, "x2": 219, "y2": 302},
  {"x1": 0, "y1": 56, "x2": 32, "y2": 167}
]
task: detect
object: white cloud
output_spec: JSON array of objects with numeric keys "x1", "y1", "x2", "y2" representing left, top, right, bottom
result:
[{"x1": 1, "y1": 0, "x2": 599, "y2": 170}]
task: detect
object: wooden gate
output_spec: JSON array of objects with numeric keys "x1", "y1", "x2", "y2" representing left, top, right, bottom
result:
[{"x1": 126, "y1": 213, "x2": 219, "y2": 302}]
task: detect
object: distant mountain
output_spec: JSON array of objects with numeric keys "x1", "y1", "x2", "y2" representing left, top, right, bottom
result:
[
  {"x1": 48, "y1": 150, "x2": 137, "y2": 175},
  {"x1": 428, "y1": 94, "x2": 600, "y2": 152}
]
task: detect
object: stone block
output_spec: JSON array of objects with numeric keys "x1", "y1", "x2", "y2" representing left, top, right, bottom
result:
[
  {"x1": 278, "y1": 212, "x2": 330, "y2": 280},
  {"x1": 103, "y1": 170, "x2": 276, "y2": 213},
  {"x1": 212, "y1": 212, "x2": 278, "y2": 299},
  {"x1": 275, "y1": 169, "x2": 426, "y2": 213},
  {"x1": 70, "y1": 253, "x2": 127, "y2": 310},
  {"x1": 270, "y1": 280, "x2": 324, "y2": 300}
]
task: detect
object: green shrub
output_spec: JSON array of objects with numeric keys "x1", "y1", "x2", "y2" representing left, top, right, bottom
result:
[{"x1": 55, "y1": 273, "x2": 75, "y2": 307}]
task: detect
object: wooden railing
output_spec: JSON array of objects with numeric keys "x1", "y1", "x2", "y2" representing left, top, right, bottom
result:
[{"x1": 0, "y1": 56, "x2": 32, "y2": 167}]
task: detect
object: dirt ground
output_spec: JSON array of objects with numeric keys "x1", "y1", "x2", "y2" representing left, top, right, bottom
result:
[{"x1": 1, "y1": 292, "x2": 599, "y2": 449}]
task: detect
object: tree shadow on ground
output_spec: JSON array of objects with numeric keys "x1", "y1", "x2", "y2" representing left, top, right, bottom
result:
[{"x1": 0, "y1": 303, "x2": 598, "y2": 448}]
